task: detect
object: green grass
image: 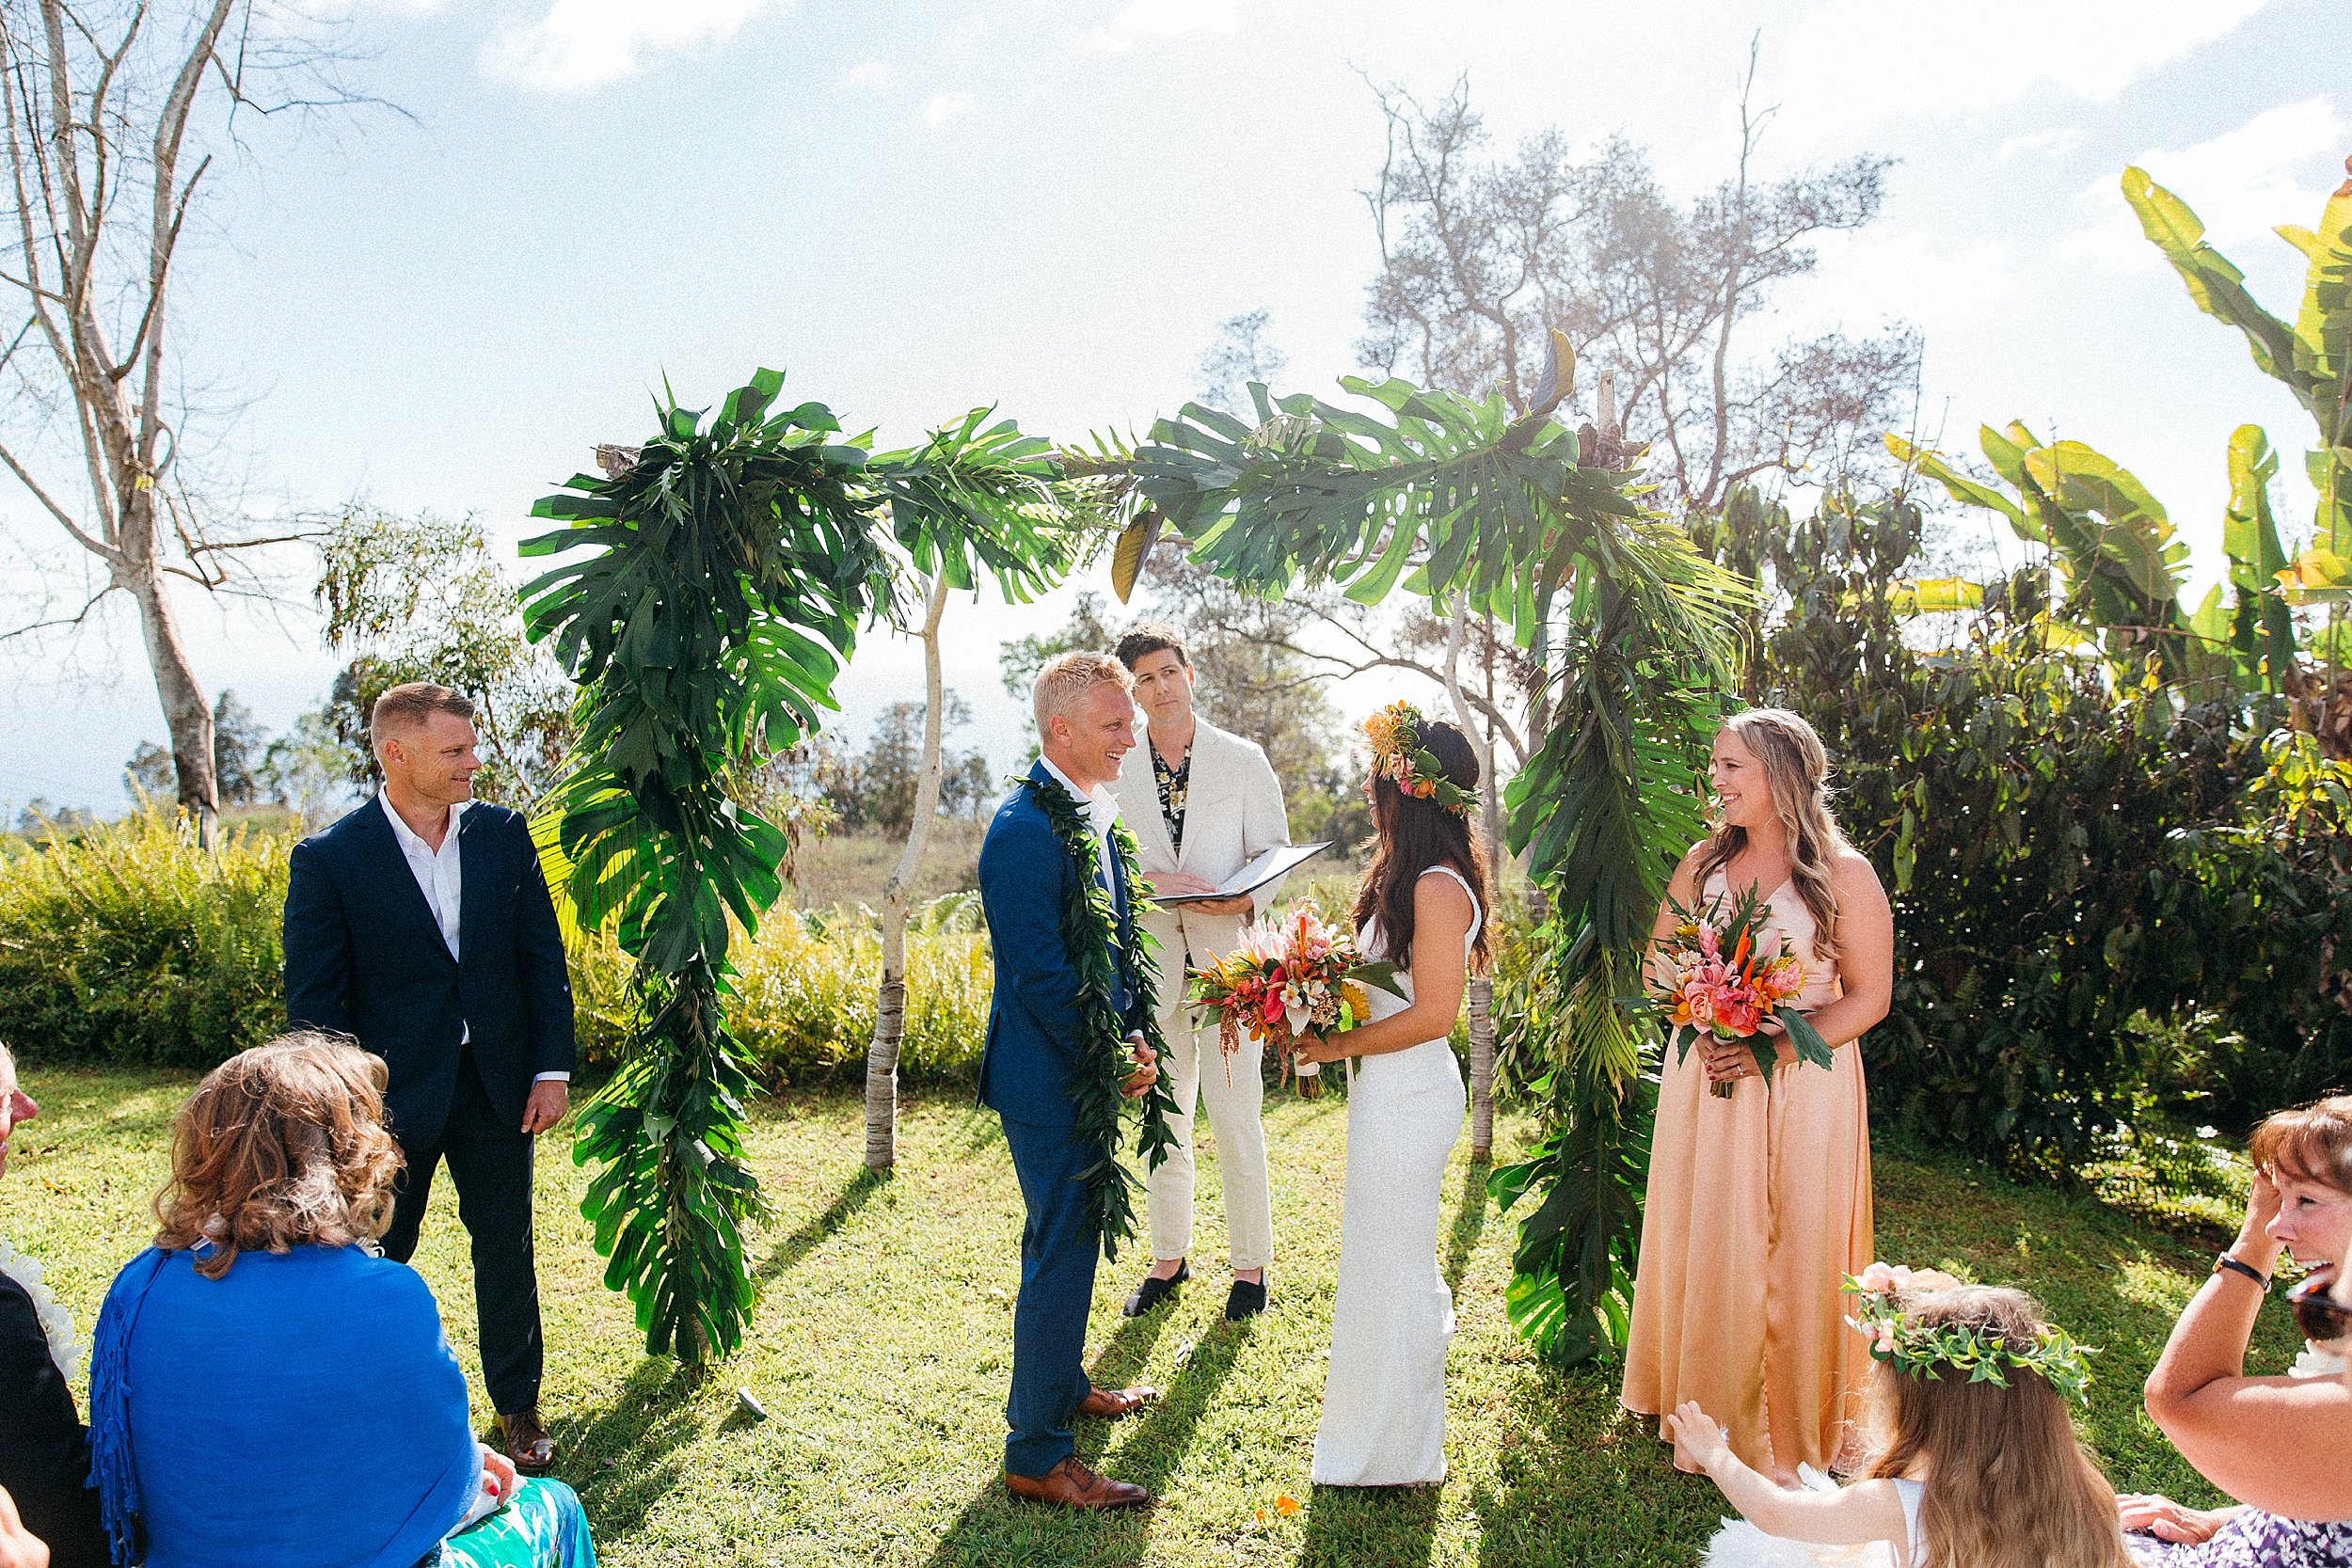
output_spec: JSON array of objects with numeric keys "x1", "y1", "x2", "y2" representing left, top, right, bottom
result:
[{"x1": 5, "y1": 1068, "x2": 2303, "y2": 1567}]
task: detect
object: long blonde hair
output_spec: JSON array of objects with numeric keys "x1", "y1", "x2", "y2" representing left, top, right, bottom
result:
[
  {"x1": 1866, "y1": 1286, "x2": 2133, "y2": 1568},
  {"x1": 1692, "y1": 707, "x2": 1850, "y2": 958}
]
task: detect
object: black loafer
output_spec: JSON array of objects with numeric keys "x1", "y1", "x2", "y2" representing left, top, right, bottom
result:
[
  {"x1": 1121, "y1": 1260, "x2": 1189, "y2": 1317},
  {"x1": 1224, "y1": 1278, "x2": 1267, "y2": 1321}
]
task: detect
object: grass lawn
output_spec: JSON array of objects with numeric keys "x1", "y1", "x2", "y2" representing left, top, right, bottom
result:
[{"x1": 5, "y1": 1067, "x2": 2303, "y2": 1567}]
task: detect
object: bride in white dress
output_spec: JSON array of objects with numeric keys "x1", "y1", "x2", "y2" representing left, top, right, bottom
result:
[{"x1": 1293, "y1": 704, "x2": 1492, "y2": 1488}]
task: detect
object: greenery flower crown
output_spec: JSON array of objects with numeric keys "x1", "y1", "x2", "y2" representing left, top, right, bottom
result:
[
  {"x1": 1842, "y1": 1264, "x2": 2096, "y2": 1404},
  {"x1": 1362, "y1": 700, "x2": 1477, "y2": 818}
]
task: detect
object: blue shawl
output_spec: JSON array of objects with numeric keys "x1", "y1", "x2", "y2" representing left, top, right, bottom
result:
[{"x1": 87, "y1": 1245, "x2": 477, "y2": 1568}]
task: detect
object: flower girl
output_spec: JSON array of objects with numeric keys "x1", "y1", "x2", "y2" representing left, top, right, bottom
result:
[{"x1": 1665, "y1": 1268, "x2": 2134, "y2": 1568}]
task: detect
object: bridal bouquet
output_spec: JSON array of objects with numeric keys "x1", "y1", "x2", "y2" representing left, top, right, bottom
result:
[
  {"x1": 1189, "y1": 909, "x2": 1404, "y2": 1097},
  {"x1": 1641, "y1": 884, "x2": 1834, "y2": 1099}
]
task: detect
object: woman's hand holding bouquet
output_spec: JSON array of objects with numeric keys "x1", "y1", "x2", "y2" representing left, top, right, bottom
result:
[
  {"x1": 1189, "y1": 909, "x2": 1404, "y2": 1097},
  {"x1": 1640, "y1": 885, "x2": 1834, "y2": 1099}
]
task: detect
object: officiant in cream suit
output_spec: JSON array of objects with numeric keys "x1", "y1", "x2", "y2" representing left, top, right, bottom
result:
[{"x1": 1110, "y1": 624, "x2": 1293, "y2": 1323}]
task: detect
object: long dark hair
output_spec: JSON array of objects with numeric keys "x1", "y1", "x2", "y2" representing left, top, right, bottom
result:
[{"x1": 1353, "y1": 718, "x2": 1494, "y2": 972}]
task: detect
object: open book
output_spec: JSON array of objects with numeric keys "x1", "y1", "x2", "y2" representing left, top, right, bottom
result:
[{"x1": 1150, "y1": 842, "x2": 1331, "y2": 906}]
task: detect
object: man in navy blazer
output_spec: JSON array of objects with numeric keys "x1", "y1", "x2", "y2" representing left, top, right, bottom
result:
[
  {"x1": 281, "y1": 682, "x2": 573, "y2": 1475},
  {"x1": 976, "y1": 651, "x2": 1163, "y2": 1511}
]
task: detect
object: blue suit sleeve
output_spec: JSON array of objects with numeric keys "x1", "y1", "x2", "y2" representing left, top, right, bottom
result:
[
  {"x1": 282, "y1": 837, "x2": 353, "y2": 1037},
  {"x1": 512, "y1": 815, "x2": 577, "y2": 1075},
  {"x1": 981, "y1": 812, "x2": 1086, "y2": 1064}
]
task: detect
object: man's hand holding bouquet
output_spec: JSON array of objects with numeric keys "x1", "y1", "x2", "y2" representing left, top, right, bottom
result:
[{"x1": 1189, "y1": 908, "x2": 1405, "y2": 1098}]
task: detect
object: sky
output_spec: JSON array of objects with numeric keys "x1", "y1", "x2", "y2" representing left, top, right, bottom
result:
[{"x1": 1, "y1": 0, "x2": 2346, "y2": 816}]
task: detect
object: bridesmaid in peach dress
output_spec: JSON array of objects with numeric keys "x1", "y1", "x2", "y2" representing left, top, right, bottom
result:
[{"x1": 1621, "y1": 708, "x2": 1895, "y2": 1484}]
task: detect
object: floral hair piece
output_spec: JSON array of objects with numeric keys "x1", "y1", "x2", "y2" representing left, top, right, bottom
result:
[
  {"x1": 1361, "y1": 700, "x2": 1476, "y2": 817},
  {"x1": 1842, "y1": 1262, "x2": 2096, "y2": 1404}
]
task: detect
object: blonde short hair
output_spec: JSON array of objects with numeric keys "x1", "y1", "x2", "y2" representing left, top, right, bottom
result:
[
  {"x1": 1032, "y1": 651, "x2": 1132, "y2": 736},
  {"x1": 370, "y1": 681, "x2": 476, "y2": 757}
]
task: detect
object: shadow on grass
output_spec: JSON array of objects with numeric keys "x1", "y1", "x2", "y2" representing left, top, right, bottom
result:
[
  {"x1": 565, "y1": 1356, "x2": 713, "y2": 1544},
  {"x1": 1302, "y1": 1480, "x2": 1442, "y2": 1568},
  {"x1": 914, "y1": 1312, "x2": 1257, "y2": 1567},
  {"x1": 1446, "y1": 1157, "x2": 1490, "y2": 1294},
  {"x1": 1469, "y1": 1362, "x2": 1720, "y2": 1568},
  {"x1": 754, "y1": 1164, "x2": 888, "y2": 1284}
]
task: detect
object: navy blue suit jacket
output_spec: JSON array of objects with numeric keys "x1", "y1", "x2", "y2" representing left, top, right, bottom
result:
[
  {"x1": 281, "y1": 798, "x2": 575, "y2": 1148},
  {"x1": 977, "y1": 763, "x2": 1150, "y2": 1129}
]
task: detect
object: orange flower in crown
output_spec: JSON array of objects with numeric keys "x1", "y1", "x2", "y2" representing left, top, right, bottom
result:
[{"x1": 1361, "y1": 701, "x2": 1476, "y2": 817}]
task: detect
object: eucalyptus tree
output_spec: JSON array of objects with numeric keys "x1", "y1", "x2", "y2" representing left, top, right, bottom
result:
[
  {"x1": 1086, "y1": 344, "x2": 1754, "y2": 1362},
  {"x1": 523, "y1": 372, "x2": 1099, "y2": 1363}
]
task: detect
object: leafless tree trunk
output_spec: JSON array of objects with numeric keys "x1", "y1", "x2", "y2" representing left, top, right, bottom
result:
[
  {"x1": 865, "y1": 573, "x2": 950, "y2": 1172},
  {"x1": 0, "y1": 2, "x2": 354, "y2": 839}
]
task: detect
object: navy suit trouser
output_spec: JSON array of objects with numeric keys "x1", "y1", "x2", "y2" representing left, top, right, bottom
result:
[
  {"x1": 380, "y1": 1057, "x2": 545, "y2": 1416},
  {"x1": 999, "y1": 1114, "x2": 1101, "y2": 1478}
]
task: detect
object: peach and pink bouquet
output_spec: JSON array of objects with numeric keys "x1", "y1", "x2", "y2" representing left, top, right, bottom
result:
[
  {"x1": 1189, "y1": 908, "x2": 1405, "y2": 1097},
  {"x1": 1642, "y1": 883, "x2": 1832, "y2": 1099}
]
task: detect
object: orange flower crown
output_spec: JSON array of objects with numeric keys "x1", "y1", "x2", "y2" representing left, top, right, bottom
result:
[{"x1": 1361, "y1": 701, "x2": 1476, "y2": 817}]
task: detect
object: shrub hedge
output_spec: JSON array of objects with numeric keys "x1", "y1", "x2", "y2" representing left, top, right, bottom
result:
[{"x1": 0, "y1": 812, "x2": 992, "y2": 1085}]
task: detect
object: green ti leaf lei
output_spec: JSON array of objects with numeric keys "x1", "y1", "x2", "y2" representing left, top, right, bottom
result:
[{"x1": 1013, "y1": 776, "x2": 1182, "y2": 1261}]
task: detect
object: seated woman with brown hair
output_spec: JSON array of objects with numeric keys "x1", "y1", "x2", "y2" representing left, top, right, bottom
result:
[
  {"x1": 2123, "y1": 1094, "x2": 2352, "y2": 1565},
  {"x1": 84, "y1": 1034, "x2": 596, "y2": 1568}
]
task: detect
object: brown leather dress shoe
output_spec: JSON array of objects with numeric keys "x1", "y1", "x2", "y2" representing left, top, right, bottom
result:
[
  {"x1": 500, "y1": 1408, "x2": 555, "y2": 1476},
  {"x1": 1078, "y1": 1384, "x2": 1159, "y2": 1419},
  {"x1": 1004, "y1": 1455, "x2": 1151, "y2": 1510}
]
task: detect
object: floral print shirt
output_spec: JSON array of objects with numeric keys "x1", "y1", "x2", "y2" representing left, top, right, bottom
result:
[{"x1": 1152, "y1": 741, "x2": 1190, "y2": 856}]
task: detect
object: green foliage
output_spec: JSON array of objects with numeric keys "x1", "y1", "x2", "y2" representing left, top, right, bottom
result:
[
  {"x1": 526, "y1": 371, "x2": 1099, "y2": 1364},
  {"x1": 2123, "y1": 165, "x2": 2352, "y2": 572},
  {"x1": 1891, "y1": 424, "x2": 2206, "y2": 681},
  {"x1": 1719, "y1": 488, "x2": 2352, "y2": 1165},
  {"x1": 1094, "y1": 366, "x2": 1755, "y2": 1367},
  {"x1": 311, "y1": 510, "x2": 579, "y2": 806},
  {"x1": 0, "y1": 810, "x2": 288, "y2": 1067}
]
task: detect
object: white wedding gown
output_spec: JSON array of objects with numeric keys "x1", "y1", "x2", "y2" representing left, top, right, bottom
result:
[{"x1": 1311, "y1": 865, "x2": 1477, "y2": 1487}]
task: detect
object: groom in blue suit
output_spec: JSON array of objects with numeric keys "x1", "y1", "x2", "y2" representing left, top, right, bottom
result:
[{"x1": 977, "y1": 651, "x2": 1164, "y2": 1511}]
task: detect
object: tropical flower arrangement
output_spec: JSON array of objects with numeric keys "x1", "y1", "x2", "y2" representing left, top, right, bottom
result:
[
  {"x1": 1189, "y1": 909, "x2": 1405, "y2": 1097},
  {"x1": 1640, "y1": 882, "x2": 1833, "y2": 1099}
]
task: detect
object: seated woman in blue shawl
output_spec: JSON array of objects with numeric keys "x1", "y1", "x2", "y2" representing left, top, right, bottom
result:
[{"x1": 85, "y1": 1034, "x2": 596, "y2": 1568}]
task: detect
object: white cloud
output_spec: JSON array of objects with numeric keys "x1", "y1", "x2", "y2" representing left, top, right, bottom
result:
[
  {"x1": 922, "y1": 91, "x2": 977, "y2": 127},
  {"x1": 1074, "y1": 0, "x2": 1243, "y2": 54},
  {"x1": 1778, "y1": 0, "x2": 2281, "y2": 134},
  {"x1": 2058, "y1": 97, "x2": 2346, "y2": 271},
  {"x1": 484, "y1": 0, "x2": 787, "y2": 91},
  {"x1": 1996, "y1": 127, "x2": 2083, "y2": 162},
  {"x1": 839, "y1": 59, "x2": 892, "y2": 90}
]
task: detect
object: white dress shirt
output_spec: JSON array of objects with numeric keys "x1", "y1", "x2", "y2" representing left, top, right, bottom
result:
[
  {"x1": 379, "y1": 793, "x2": 569, "y2": 1085},
  {"x1": 1038, "y1": 754, "x2": 1122, "y2": 875}
]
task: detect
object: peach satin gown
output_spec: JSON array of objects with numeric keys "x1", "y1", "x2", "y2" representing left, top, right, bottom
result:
[{"x1": 1620, "y1": 870, "x2": 1875, "y2": 1477}]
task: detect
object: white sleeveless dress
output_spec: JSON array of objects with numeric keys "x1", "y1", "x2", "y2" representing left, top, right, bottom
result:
[
  {"x1": 1311, "y1": 864, "x2": 1479, "y2": 1487},
  {"x1": 1698, "y1": 1471, "x2": 1923, "y2": 1566}
]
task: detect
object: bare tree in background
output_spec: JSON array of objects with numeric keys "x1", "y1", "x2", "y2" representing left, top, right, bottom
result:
[
  {"x1": 1359, "y1": 50, "x2": 1920, "y2": 512},
  {"x1": 0, "y1": 2, "x2": 365, "y2": 841}
]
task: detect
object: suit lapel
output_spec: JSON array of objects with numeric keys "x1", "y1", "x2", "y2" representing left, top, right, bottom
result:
[
  {"x1": 455, "y1": 806, "x2": 490, "y2": 969},
  {"x1": 358, "y1": 797, "x2": 458, "y2": 970}
]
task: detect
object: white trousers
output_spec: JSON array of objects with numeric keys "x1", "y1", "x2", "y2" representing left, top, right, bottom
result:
[{"x1": 1147, "y1": 995, "x2": 1276, "y2": 1272}]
